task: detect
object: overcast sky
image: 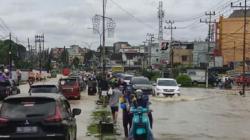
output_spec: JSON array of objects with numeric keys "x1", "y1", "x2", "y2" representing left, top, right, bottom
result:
[{"x1": 0, "y1": 0, "x2": 237, "y2": 50}]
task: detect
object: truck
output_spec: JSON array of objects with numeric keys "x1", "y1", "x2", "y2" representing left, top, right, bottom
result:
[{"x1": 186, "y1": 69, "x2": 219, "y2": 86}]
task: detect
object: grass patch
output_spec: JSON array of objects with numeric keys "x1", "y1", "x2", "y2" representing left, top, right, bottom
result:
[{"x1": 87, "y1": 123, "x2": 99, "y2": 134}]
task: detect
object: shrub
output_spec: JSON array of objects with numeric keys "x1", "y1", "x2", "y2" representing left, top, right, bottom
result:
[{"x1": 176, "y1": 75, "x2": 192, "y2": 87}]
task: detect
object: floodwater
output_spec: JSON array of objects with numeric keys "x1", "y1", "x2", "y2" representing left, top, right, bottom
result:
[
  {"x1": 17, "y1": 78, "x2": 250, "y2": 140},
  {"x1": 151, "y1": 88, "x2": 250, "y2": 140}
]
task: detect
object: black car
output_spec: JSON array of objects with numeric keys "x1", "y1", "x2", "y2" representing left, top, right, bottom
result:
[
  {"x1": 29, "y1": 84, "x2": 60, "y2": 94},
  {"x1": 0, "y1": 79, "x2": 20, "y2": 100},
  {"x1": 130, "y1": 77, "x2": 153, "y2": 95},
  {"x1": 0, "y1": 94, "x2": 81, "y2": 140}
]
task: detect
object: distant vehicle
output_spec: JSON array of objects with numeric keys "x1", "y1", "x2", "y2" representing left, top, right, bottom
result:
[
  {"x1": 112, "y1": 65, "x2": 124, "y2": 73},
  {"x1": 186, "y1": 69, "x2": 219, "y2": 86},
  {"x1": 69, "y1": 75, "x2": 86, "y2": 91},
  {"x1": 130, "y1": 77, "x2": 153, "y2": 95},
  {"x1": 29, "y1": 84, "x2": 60, "y2": 94},
  {"x1": 50, "y1": 69, "x2": 58, "y2": 78},
  {"x1": 121, "y1": 74, "x2": 134, "y2": 85},
  {"x1": 0, "y1": 79, "x2": 20, "y2": 100},
  {"x1": 0, "y1": 94, "x2": 81, "y2": 140},
  {"x1": 186, "y1": 69, "x2": 206, "y2": 84},
  {"x1": 153, "y1": 78, "x2": 180, "y2": 97},
  {"x1": 59, "y1": 78, "x2": 81, "y2": 100}
]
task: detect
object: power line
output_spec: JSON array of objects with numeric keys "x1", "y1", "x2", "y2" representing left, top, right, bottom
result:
[{"x1": 109, "y1": 0, "x2": 155, "y2": 29}]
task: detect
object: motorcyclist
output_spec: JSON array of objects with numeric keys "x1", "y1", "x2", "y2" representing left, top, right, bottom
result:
[{"x1": 132, "y1": 89, "x2": 153, "y2": 129}]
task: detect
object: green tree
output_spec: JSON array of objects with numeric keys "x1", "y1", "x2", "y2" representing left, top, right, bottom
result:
[
  {"x1": 176, "y1": 75, "x2": 192, "y2": 87},
  {"x1": 72, "y1": 57, "x2": 80, "y2": 69}
]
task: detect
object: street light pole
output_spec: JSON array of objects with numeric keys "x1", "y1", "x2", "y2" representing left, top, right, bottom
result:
[
  {"x1": 102, "y1": 0, "x2": 106, "y2": 77},
  {"x1": 9, "y1": 33, "x2": 12, "y2": 79}
]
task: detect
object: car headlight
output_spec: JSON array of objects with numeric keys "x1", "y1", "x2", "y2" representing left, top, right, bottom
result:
[{"x1": 176, "y1": 88, "x2": 180, "y2": 92}]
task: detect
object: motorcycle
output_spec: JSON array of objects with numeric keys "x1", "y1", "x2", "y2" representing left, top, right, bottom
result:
[{"x1": 129, "y1": 106, "x2": 154, "y2": 140}]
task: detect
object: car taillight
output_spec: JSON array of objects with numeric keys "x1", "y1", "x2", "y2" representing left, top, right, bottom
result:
[
  {"x1": 0, "y1": 117, "x2": 8, "y2": 124},
  {"x1": 45, "y1": 106, "x2": 62, "y2": 122}
]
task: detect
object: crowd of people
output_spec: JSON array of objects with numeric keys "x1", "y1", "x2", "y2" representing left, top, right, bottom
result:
[{"x1": 94, "y1": 73, "x2": 153, "y2": 138}]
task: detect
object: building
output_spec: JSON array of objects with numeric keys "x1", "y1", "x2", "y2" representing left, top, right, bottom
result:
[
  {"x1": 67, "y1": 45, "x2": 85, "y2": 65},
  {"x1": 113, "y1": 42, "x2": 131, "y2": 53},
  {"x1": 217, "y1": 10, "x2": 250, "y2": 65},
  {"x1": 50, "y1": 48, "x2": 65, "y2": 61},
  {"x1": 171, "y1": 42, "x2": 194, "y2": 66}
]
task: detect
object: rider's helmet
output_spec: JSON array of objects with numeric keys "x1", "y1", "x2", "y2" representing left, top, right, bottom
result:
[
  {"x1": 4, "y1": 69, "x2": 9, "y2": 74},
  {"x1": 135, "y1": 89, "x2": 143, "y2": 99}
]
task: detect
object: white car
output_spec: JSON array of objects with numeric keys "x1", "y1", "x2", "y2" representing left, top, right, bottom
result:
[{"x1": 153, "y1": 78, "x2": 181, "y2": 97}]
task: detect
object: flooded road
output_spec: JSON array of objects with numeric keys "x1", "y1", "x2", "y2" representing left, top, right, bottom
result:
[
  {"x1": 151, "y1": 88, "x2": 250, "y2": 140},
  {"x1": 17, "y1": 78, "x2": 250, "y2": 140}
]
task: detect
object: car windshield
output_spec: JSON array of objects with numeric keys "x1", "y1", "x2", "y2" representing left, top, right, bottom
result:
[
  {"x1": 0, "y1": 98, "x2": 56, "y2": 119},
  {"x1": 60, "y1": 79, "x2": 77, "y2": 86},
  {"x1": 124, "y1": 76, "x2": 132, "y2": 81},
  {"x1": 158, "y1": 80, "x2": 177, "y2": 86},
  {"x1": 30, "y1": 86, "x2": 58, "y2": 93},
  {"x1": 132, "y1": 78, "x2": 150, "y2": 85}
]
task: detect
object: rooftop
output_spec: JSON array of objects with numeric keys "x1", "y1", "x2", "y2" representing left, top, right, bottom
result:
[{"x1": 229, "y1": 10, "x2": 250, "y2": 18}]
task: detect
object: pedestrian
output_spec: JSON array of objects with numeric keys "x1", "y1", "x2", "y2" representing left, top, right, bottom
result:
[
  {"x1": 120, "y1": 90, "x2": 133, "y2": 137},
  {"x1": 16, "y1": 69, "x2": 22, "y2": 85},
  {"x1": 109, "y1": 82, "x2": 122, "y2": 124}
]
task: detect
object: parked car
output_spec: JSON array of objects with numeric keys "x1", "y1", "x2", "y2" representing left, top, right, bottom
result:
[
  {"x1": 130, "y1": 76, "x2": 153, "y2": 95},
  {"x1": 153, "y1": 78, "x2": 180, "y2": 97},
  {"x1": 0, "y1": 93, "x2": 81, "y2": 140},
  {"x1": 29, "y1": 84, "x2": 60, "y2": 94},
  {"x1": 0, "y1": 79, "x2": 20, "y2": 100},
  {"x1": 69, "y1": 75, "x2": 86, "y2": 91},
  {"x1": 59, "y1": 78, "x2": 81, "y2": 100}
]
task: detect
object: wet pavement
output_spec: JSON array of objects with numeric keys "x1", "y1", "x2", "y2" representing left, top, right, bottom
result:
[
  {"x1": 16, "y1": 78, "x2": 250, "y2": 140},
  {"x1": 151, "y1": 88, "x2": 250, "y2": 140}
]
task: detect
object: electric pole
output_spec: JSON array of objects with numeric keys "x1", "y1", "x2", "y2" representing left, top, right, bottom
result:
[
  {"x1": 9, "y1": 33, "x2": 12, "y2": 79},
  {"x1": 35, "y1": 35, "x2": 44, "y2": 74},
  {"x1": 231, "y1": 1, "x2": 250, "y2": 96},
  {"x1": 146, "y1": 33, "x2": 155, "y2": 69},
  {"x1": 200, "y1": 11, "x2": 216, "y2": 88},
  {"x1": 102, "y1": 0, "x2": 106, "y2": 77},
  {"x1": 158, "y1": 1, "x2": 164, "y2": 41},
  {"x1": 165, "y1": 20, "x2": 176, "y2": 77}
]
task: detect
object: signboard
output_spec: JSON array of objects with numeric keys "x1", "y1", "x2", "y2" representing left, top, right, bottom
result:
[{"x1": 112, "y1": 66, "x2": 124, "y2": 73}]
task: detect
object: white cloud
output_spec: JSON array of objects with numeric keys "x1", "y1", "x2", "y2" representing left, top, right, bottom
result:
[{"x1": 0, "y1": 0, "x2": 232, "y2": 50}]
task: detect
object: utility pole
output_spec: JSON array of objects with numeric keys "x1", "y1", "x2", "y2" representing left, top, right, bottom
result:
[
  {"x1": 158, "y1": 1, "x2": 164, "y2": 41},
  {"x1": 9, "y1": 33, "x2": 12, "y2": 79},
  {"x1": 231, "y1": 1, "x2": 250, "y2": 96},
  {"x1": 200, "y1": 11, "x2": 216, "y2": 88},
  {"x1": 165, "y1": 20, "x2": 176, "y2": 77},
  {"x1": 102, "y1": 0, "x2": 106, "y2": 77},
  {"x1": 146, "y1": 33, "x2": 154, "y2": 70},
  {"x1": 35, "y1": 35, "x2": 43, "y2": 74}
]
